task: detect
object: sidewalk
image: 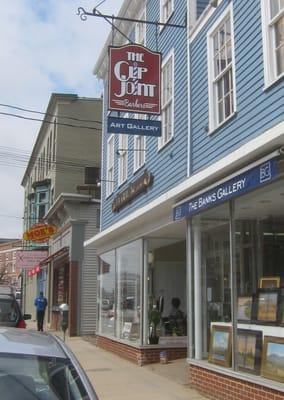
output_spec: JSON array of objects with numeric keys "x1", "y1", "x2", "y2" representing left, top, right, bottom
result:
[{"x1": 27, "y1": 321, "x2": 207, "y2": 400}]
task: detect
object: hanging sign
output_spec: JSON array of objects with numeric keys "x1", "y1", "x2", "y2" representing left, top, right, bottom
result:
[
  {"x1": 23, "y1": 223, "x2": 57, "y2": 243},
  {"x1": 16, "y1": 250, "x2": 48, "y2": 269},
  {"x1": 107, "y1": 116, "x2": 161, "y2": 137},
  {"x1": 108, "y1": 44, "x2": 161, "y2": 115},
  {"x1": 173, "y1": 158, "x2": 279, "y2": 221}
]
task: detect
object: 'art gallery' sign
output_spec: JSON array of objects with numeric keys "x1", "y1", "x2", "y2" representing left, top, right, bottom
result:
[{"x1": 108, "y1": 44, "x2": 161, "y2": 115}]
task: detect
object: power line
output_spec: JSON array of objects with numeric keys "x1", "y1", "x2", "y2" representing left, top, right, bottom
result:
[
  {"x1": 0, "y1": 146, "x2": 99, "y2": 166},
  {"x1": 0, "y1": 111, "x2": 102, "y2": 132},
  {"x1": 0, "y1": 103, "x2": 102, "y2": 125}
]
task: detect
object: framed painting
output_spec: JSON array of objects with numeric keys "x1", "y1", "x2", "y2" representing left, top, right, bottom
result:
[
  {"x1": 209, "y1": 325, "x2": 232, "y2": 368},
  {"x1": 237, "y1": 296, "x2": 253, "y2": 322},
  {"x1": 259, "y1": 276, "x2": 280, "y2": 289},
  {"x1": 261, "y1": 336, "x2": 284, "y2": 383},
  {"x1": 237, "y1": 329, "x2": 262, "y2": 375},
  {"x1": 256, "y1": 289, "x2": 280, "y2": 324}
]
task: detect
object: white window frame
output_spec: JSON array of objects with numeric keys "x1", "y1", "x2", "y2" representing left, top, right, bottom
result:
[
  {"x1": 160, "y1": 0, "x2": 174, "y2": 25},
  {"x1": 136, "y1": 8, "x2": 146, "y2": 45},
  {"x1": 261, "y1": 0, "x2": 284, "y2": 88},
  {"x1": 133, "y1": 115, "x2": 146, "y2": 173},
  {"x1": 118, "y1": 134, "x2": 128, "y2": 186},
  {"x1": 106, "y1": 135, "x2": 114, "y2": 197},
  {"x1": 158, "y1": 50, "x2": 174, "y2": 150},
  {"x1": 207, "y1": 3, "x2": 236, "y2": 133}
]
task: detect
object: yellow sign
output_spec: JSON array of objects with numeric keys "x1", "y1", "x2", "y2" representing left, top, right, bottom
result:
[{"x1": 23, "y1": 223, "x2": 57, "y2": 243}]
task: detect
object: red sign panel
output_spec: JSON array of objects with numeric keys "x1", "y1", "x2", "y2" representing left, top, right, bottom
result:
[{"x1": 108, "y1": 44, "x2": 161, "y2": 115}]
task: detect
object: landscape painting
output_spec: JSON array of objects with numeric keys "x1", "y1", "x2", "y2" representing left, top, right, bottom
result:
[
  {"x1": 256, "y1": 289, "x2": 279, "y2": 323},
  {"x1": 237, "y1": 329, "x2": 262, "y2": 375},
  {"x1": 237, "y1": 297, "x2": 253, "y2": 322},
  {"x1": 261, "y1": 337, "x2": 284, "y2": 383},
  {"x1": 209, "y1": 325, "x2": 232, "y2": 367}
]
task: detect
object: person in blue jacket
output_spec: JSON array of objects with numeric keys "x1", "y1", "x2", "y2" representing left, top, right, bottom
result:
[{"x1": 34, "y1": 291, "x2": 47, "y2": 331}]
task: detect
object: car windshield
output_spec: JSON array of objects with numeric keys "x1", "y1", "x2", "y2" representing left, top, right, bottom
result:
[
  {"x1": 0, "y1": 354, "x2": 90, "y2": 400},
  {"x1": 0, "y1": 299, "x2": 20, "y2": 322}
]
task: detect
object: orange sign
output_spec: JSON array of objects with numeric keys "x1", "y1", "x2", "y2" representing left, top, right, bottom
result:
[{"x1": 23, "y1": 223, "x2": 57, "y2": 243}]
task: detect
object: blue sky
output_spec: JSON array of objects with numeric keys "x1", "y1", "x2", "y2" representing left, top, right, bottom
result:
[{"x1": 0, "y1": 0, "x2": 123, "y2": 238}]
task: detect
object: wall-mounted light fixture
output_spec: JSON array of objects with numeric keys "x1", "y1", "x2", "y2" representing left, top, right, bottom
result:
[{"x1": 95, "y1": 178, "x2": 115, "y2": 187}]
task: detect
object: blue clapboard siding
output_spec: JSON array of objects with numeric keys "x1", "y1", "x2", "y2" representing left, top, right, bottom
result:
[
  {"x1": 197, "y1": 0, "x2": 209, "y2": 18},
  {"x1": 190, "y1": 0, "x2": 284, "y2": 174},
  {"x1": 101, "y1": 0, "x2": 188, "y2": 231}
]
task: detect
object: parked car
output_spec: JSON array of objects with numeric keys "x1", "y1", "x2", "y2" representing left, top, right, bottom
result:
[
  {"x1": 0, "y1": 328, "x2": 99, "y2": 399},
  {"x1": 0, "y1": 292, "x2": 31, "y2": 328}
]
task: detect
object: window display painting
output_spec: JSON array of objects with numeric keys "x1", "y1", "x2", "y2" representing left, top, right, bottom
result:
[
  {"x1": 237, "y1": 329, "x2": 262, "y2": 375},
  {"x1": 237, "y1": 296, "x2": 253, "y2": 322},
  {"x1": 256, "y1": 289, "x2": 279, "y2": 324},
  {"x1": 259, "y1": 276, "x2": 280, "y2": 289},
  {"x1": 209, "y1": 325, "x2": 232, "y2": 367},
  {"x1": 261, "y1": 336, "x2": 284, "y2": 383}
]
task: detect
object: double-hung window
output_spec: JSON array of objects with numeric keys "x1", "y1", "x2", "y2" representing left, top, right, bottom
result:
[
  {"x1": 261, "y1": 0, "x2": 284, "y2": 87},
  {"x1": 118, "y1": 134, "x2": 128, "y2": 186},
  {"x1": 207, "y1": 4, "x2": 236, "y2": 132},
  {"x1": 134, "y1": 116, "x2": 146, "y2": 172},
  {"x1": 106, "y1": 135, "x2": 114, "y2": 197},
  {"x1": 160, "y1": 0, "x2": 173, "y2": 24},
  {"x1": 159, "y1": 51, "x2": 174, "y2": 149}
]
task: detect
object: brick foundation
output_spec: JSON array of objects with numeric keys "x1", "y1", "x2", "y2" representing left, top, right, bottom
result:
[
  {"x1": 94, "y1": 335, "x2": 187, "y2": 366},
  {"x1": 189, "y1": 364, "x2": 284, "y2": 400}
]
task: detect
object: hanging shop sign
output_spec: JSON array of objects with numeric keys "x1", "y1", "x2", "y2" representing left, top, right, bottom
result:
[
  {"x1": 23, "y1": 223, "x2": 57, "y2": 243},
  {"x1": 173, "y1": 158, "x2": 279, "y2": 221},
  {"x1": 16, "y1": 250, "x2": 48, "y2": 269},
  {"x1": 112, "y1": 170, "x2": 154, "y2": 212},
  {"x1": 108, "y1": 44, "x2": 161, "y2": 115},
  {"x1": 107, "y1": 116, "x2": 161, "y2": 137}
]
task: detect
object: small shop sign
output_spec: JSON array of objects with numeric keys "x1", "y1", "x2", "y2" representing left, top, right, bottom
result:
[
  {"x1": 107, "y1": 116, "x2": 161, "y2": 137},
  {"x1": 173, "y1": 158, "x2": 279, "y2": 221},
  {"x1": 108, "y1": 44, "x2": 161, "y2": 115},
  {"x1": 23, "y1": 223, "x2": 57, "y2": 243},
  {"x1": 112, "y1": 170, "x2": 154, "y2": 212},
  {"x1": 16, "y1": 250, "x2": 48, "y2": 269}
]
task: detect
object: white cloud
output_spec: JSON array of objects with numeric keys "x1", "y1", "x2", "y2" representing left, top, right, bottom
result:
[{"x1": 0, "y1": 0, "x2": 123, "y2": 238}]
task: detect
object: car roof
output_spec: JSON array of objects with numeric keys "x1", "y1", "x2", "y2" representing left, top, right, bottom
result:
[{"x1": 0, "y1": 328, "x2": 67, "y2": 358}]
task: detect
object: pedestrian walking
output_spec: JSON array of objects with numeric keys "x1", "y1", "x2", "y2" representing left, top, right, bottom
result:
[{"x1": 34, "y1": 291, "x2": 47, "y2": 331}]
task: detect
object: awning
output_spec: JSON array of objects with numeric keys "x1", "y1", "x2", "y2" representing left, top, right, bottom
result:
[{"x1": 39, "y1": 247, "x2": 69, "y2": 266}]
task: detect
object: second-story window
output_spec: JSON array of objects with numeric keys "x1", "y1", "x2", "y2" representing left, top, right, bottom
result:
[
  {"x1": 208, "y1": 4, "x2": 236, "y2": 132},
  {"x1": 134, "y1": 135, "x2": 146, "y2": 172},
  {"x1": 118, "y1": 134, "x2": 128, "y2": 186},
  {"x1": 36, "y1": 189, "x2": 49, "y2": 221},
  {"x1": 261, "y1": 0, "x2": 284, "y2": 87},
  {"x1": 159, "y1": 51, "x2": 174, "y2": 149},
  {"x1": 160, "y1": 0, "x2": 174, "y2": 24},
  {"x1": 134, "y1": 114, "x2": 146, "y2": 172},
  {"x1": 106, "y1": 135, "x2": 114, "y2": 197}
]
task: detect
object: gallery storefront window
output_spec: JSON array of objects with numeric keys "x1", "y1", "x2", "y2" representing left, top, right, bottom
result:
[
  {"x1": 98, "y1": 250, "x2": 116, "y2": 337},
  {"x1": 97, "y1": 240, "x2": 142, "y2": 343},
  {"x1": 190, "y1": 176, "x2": 284, "y2": 385}
]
